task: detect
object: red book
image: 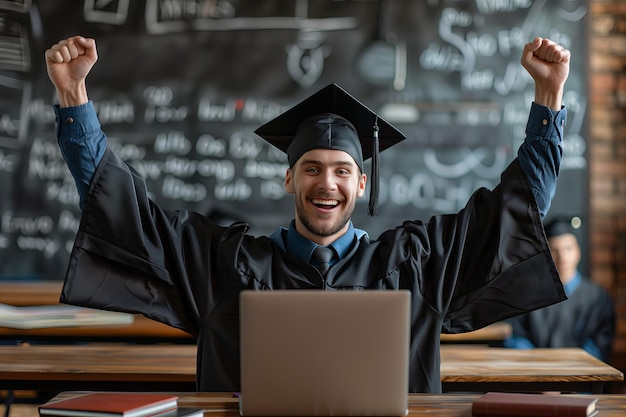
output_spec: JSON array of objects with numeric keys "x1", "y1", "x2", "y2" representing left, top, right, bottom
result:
[
  {"x1": 472, "y1": 392, "x2": 598, "y2": 417},
  {"x1": 38, "y1": 392, "x2": 179, "y2": 417}
]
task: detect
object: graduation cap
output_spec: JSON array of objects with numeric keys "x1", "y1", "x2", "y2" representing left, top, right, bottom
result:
[
  {"x1": 254, "y1": 83, "x2": 406, "y2": 216},
  {"x1": 544, "y1": 217, "x2": 581, "y2": 238}
]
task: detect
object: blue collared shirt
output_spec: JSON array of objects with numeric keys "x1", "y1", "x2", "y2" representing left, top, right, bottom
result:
[{"x1": 269, "y1": 220, "x2": 368, "y2": 266}]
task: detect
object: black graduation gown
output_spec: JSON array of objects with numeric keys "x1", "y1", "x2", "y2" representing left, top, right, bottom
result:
[
  {"x1": 508, "y1": 278, "x2": 616, "y2": 361},
  {"x1": 60, "y1": 148, "x2": 566, "y2": 393}
]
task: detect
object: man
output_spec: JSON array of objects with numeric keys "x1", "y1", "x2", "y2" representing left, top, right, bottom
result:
[
  {"x1": 505, "y1": 218, "x2": 616, "y2": 362},
  {"x1": 45, "y1": 35, "x2": 569, "y2": 392}
]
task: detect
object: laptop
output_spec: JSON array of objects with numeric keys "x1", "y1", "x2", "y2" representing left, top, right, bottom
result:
[{"x1": 239, "y1": 290, "x2": 411, "y2": 416}]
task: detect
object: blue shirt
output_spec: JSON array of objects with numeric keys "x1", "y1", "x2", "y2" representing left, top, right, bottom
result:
[
  {"x1": 563, "y1": 271, "x2": 582, "y2": 297},
  {"x1": 269, "y1": 220, "x2": 369, "y2": 266},
  {"x1": 55, "y1": 101, "x2": 566, "y2": 263}
]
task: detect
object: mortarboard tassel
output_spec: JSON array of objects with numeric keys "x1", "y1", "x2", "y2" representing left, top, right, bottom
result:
[{"x1": 368, "y1": 117, "x2": 380, "y2": 216}]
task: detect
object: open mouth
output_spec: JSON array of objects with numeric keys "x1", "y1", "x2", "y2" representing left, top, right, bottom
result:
[{"x1": 312, "y1": 198, "x2": 339, "y2": 209}]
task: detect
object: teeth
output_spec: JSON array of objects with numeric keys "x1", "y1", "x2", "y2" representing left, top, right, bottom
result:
[{"x1": 312, "y1": 199, "x2": 338, "y2": 206}]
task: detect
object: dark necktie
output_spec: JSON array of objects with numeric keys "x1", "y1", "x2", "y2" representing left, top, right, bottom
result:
[{"x1": 313, "y1": 245, "x2": 334, "y2": 276}]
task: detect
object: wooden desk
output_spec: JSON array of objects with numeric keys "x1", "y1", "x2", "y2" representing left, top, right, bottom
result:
[
  {"x1": 47, "y1": 391, "x2": 626, "y2": 417},
  {"x1": 0, "y1": 344, "x2": 197, "y2": 391},
  {"x1": 440, "y1": 322, "x2": 511, "y2": 345},
  {"x1": 0, "y1": 282, "x2": 507, "y2": 345},
  {"x1": 0, "y1": 317, "x2": 507, "y2": 345},
  {"x1": 0, "y1": 281, "x2": 64, "y2": 306},
  {"x1": 0, "y1": 314, "x2": 193, "y2": 343},
  {"x1": 441, "y1": 346, "x2": 624, "y2": 394},
  {"x1": 0, "y1": 281, "x2": 193, "y2": 343},
  {"x1": 0, "y1": 322, "x2": 509, "y2": 346},
  {"x1": 0, "y1": 344, "x2": 622, "y2": 394}
]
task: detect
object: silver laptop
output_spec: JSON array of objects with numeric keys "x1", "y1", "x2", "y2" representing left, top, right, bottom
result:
[{"x1": 239, "y1": 290, "x2": 410, "y2": 416}]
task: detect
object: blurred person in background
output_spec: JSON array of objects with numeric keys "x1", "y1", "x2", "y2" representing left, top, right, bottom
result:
[{"x1": 505, "y1": 218, "x2": 616, "y2": 362}]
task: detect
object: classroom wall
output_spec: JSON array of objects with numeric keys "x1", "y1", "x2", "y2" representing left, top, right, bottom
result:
[{"x1": 589, "y1": 0, "x2": 626, "y2": 392}]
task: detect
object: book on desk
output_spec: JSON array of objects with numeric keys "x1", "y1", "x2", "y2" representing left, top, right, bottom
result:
[
  {"x1": 38, "y1": 392, "x2": 204, "y2": 417},
  {"x1": 472, "y1": 392, "x2": 598, "y2": 417},
  {"x1": 0, "y1": 303, "x2": 134, "y2": 329}
]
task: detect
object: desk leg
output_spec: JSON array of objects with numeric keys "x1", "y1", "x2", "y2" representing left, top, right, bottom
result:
[{"x1": 3, "y1": 390, "x2": 13, "y2": 417}]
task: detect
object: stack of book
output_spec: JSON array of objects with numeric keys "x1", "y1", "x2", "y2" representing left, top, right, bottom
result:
[{"x1": 0, "y1": 303, "x2": 134, "y2": 329}]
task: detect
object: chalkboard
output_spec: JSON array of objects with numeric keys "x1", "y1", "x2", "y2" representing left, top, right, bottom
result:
[{"x1": 0, "y1": 0, "x2": 589, "y2": 280}]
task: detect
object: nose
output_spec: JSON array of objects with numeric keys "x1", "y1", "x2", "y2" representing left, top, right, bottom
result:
[{"x1": 318, "y1": 169, "x2": 338, "y2": 190}]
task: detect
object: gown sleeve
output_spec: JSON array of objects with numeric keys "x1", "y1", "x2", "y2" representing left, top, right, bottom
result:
[
  {"x1": 425, "y1": 158, "x2": 566, "y2": 333},
  {"x1": 389, "y1": 106, "x2": 566, "y2": 333},
  {"x1": 59, "y1": 147, "x2": 242, "y2": 337}
]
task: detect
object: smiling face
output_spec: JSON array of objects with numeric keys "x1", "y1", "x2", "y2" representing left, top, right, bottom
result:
[{"x1": 285, "y1": 148, "x2": 367, "y2": 245}]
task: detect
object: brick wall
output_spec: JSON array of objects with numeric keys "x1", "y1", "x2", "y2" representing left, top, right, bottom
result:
[{"x1": 589, "y1": 0, "x2": 626, "y2": 392}]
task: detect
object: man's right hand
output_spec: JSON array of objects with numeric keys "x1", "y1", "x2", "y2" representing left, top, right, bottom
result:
[{"x1": 45, "y1": 36, "x2": 97, "y2": 107}]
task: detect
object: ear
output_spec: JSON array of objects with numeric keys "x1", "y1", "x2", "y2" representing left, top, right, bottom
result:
[
  {"x1": 356, "y1": 173, "x2": 366, "y2": 198},
  {"x1": 284, "y1": 168, "x2": 294, "y2": 194}
]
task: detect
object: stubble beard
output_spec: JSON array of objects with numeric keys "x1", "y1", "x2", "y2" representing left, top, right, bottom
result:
[{"x1": 295, "y1": 197, "x2": 354, "y2": 238}]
